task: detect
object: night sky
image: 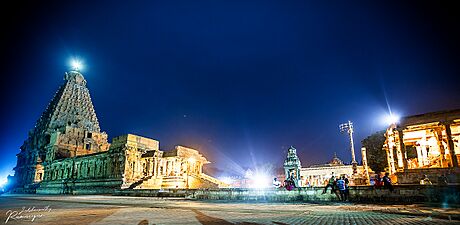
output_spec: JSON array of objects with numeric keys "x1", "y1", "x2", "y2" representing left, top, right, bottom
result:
[{"x1": 1, "y1": 1, "x2": 460, "y2": 180}]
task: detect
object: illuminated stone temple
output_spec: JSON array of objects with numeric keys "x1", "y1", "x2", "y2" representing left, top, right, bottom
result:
[
  {"x1": 12, "y1": 69, "x2": 226, "y2": 194},
  {"x1": 384, "y1": 109, "x2": 460, "y2": 184}
]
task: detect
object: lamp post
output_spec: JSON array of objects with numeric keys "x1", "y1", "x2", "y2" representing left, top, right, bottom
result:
[{"x1": 339, "y1": 121, "x2": 357, "y2": 175}]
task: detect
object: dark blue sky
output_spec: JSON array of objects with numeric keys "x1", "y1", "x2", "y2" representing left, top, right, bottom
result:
[{"x1": 1, "y1": 1, "x2": 460, "y2": 179}]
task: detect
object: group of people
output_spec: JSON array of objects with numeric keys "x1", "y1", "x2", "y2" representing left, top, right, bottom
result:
[
  {"x1": 373, "y1": 173, "x2": 449, "y2": 190},
  {"x1": 372, "y1": 172, "x2": 394, "y2": 191},
  {"x1": 272, "y1": 172, "x2": 450, "y2": 202},
  {"x1": 321, "y1": 173, "x2": 350, "y2": 201},
  {"x1": 419, "y1": 174, "x2": 450, "y2": 185},
  {"x1": 272, "y1": 177, "x2": 296, "y2": 191}
]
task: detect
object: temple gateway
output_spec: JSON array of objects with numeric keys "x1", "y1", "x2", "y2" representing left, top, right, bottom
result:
[{"x1": 12, "y1": 69, "x2": 226, "y2": 194}]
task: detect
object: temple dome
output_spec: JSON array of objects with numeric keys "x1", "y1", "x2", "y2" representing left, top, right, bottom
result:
[{"x1": 328, "y1": 152, "x2": 344, "y2": 165}]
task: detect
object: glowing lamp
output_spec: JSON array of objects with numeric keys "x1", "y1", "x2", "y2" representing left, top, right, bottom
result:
[
  {"x1": 385, "y1": 114, "x2": 400, "y2": 125},
  {"x1": 0, "y1": 177, "x2": 7, "y2": 188},
  {"x1": 70, "y1": 59, "x2": 83, "y2": 71},
  {"x1": 250, "y1": 172, "x2": 271, "y2": 188}
]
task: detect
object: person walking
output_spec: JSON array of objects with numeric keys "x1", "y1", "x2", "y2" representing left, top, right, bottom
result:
[{"x1": 382, "y1": 172, "x2": 394, "y2": 192}]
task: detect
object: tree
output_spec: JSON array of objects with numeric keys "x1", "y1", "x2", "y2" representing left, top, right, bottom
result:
[{"x1": 361, "y1": 131, "x2": 387, "y2": 173}]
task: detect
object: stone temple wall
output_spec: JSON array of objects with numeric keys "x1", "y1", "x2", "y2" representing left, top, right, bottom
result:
[
  {"x1": 396, "y1": 167, "x2": 460, "y2": 184},
  {"x1": 37, "y1": 149, "x2": 125, "y2": 194}
]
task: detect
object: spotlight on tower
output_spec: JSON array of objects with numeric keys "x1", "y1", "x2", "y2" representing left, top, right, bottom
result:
[
  {"x1": 70, "y1": 59, "x2": 83, "y2": 71},
  {"x1": 384, "y1": 113, "x2": 400, "y2": 125}
]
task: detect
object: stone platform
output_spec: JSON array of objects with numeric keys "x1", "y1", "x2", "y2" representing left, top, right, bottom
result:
[{"x1": 113, "y1": 185, "x2": 460, "y2": 205}]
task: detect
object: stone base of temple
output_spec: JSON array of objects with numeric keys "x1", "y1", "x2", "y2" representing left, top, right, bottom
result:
[
  {"x1": 10, "y1": 173, "x2": 225, "y2": 195},
  {"x1": 133, "y1": 174, "x2": 223, "y2": 189},
  {"x1": 395, "y1": 167, "x2": 460, "y2": 184},
  {"x1": 36, "y1": 178, "x2": 123, "y2": 194}
]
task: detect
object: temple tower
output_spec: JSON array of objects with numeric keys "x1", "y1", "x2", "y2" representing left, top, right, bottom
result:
[
  {"x1": 283, "y1": 146, "x2": 302, "y2": 187},
  {"x1": 13, "y1": 69, "x2": 108, "y2": 190}
]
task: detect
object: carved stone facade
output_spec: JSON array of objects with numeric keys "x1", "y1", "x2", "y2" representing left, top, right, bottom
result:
[
  {"x1": 12, "y1": 70, "x2": 226, "y2": 194},
  {"x1": 283, "y1": 146, "x2": 301, "y2": 187},
  {"x1": 384, "y1": 109, "x2": 460, "y2": 184}
]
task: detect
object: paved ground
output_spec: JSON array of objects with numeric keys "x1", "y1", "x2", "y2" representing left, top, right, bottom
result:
[{"x1": 0, "y1": 195, "x2": 458, "y2": 225}]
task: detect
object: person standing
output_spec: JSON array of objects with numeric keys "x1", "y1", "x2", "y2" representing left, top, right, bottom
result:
[
  {"x1": 322, "y1": 172, "x2": 335, "y2": 194},
  {"x1": 437, "y1": 174, "x2": 448, "y2": 186},
  {"x1": 336, "y1": 176, "x2": 346, "y2": 201},
  {"x1": 420, "y1": 174, "x2": 432, "y2": 185},
  {"x1": 344, "y1": 175, "x2": 350, "y2": 201}
]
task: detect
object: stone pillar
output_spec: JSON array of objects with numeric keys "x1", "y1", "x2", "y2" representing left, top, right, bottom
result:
[
  {"x1": 176, "y1": 160, "x2": 181, "y2": 176},
  {"x1": 361, "y1": 147, "x2": 370, "y2": 185},
  {"x1": 157, "y1": 159, "x2": 160, "y2": 176},
  {"x1": 387, "y1": 129, "x2": 398, "y2": 174},
  {"x1": 165, "y1": 160, "x2": 168, "y2": 176},
  {"x1": 416, "y1": 145, "x2": 423, "y2": 167},
  {"x1": 445, "y1": 123, "x2": 459, "y2": 167},
  {"x1": 383, "y1": 147, "x2": 393, "y2": 174},
  {"x1": 434, "y1": 128, "x2": 447, "y2": 167},
  {"x1": 421, "y1": 139, "x2": 429, "y2": 166},
  {"x1": 153, "y1": 159, "x2": 157, "y2": 177},
  {"x1": 397, "y1": 129, "x2": 408, "y2": 170},
  {"x1": 386, "y1": 147, "x2": 395, "y2": 174},
  {"x1": 392, "y1": 146, "x2": 400, "y2": 171}
]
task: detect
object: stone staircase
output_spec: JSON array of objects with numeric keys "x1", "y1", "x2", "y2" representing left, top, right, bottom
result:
[
  {"x1": 191, "y1": 173, "x2": 230, "y2": 188},
  {"x1": 125, "y1": 173, "x2": 228, "y2": 190},
  {"x1": 161, "y1": 176, "x2": 186, "y2": 189},
  {"x1": 127, "y1": 175, "x2": 153, "y2": 189}
]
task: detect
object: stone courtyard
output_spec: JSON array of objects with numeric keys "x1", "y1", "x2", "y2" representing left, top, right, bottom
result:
[{"x1": 0, "y1": 195, "x2": 458, "y2": 225}]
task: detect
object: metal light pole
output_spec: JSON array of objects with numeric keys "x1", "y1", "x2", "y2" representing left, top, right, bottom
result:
[{"x1": 339, "y1": 121, "x2": 358, "y2": 175}]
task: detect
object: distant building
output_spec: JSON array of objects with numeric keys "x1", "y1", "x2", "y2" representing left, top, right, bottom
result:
[
  {"x1": 299, "y1": 153, "x2": 370, "y2": 186},
  {"x1": 12, "y1": 69, "x2": 226, "y2": 194},
  {"x1": 384, "y1": 109, "x2": 460, "y2": 184},
  {"x1": 283, "y1": 147, "x2": 370, "y2": 187}
]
